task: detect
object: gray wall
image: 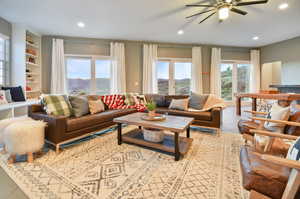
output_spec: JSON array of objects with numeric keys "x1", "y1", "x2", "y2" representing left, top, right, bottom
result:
[
  {"x1": 0, "y1": 17, "x2": 12, "y2": 37},
  {"x1": 261, "y1": 36, "x2": 300, "y2": 85},
  {"x1": 42, "y1": 35, "x2": 251, "y2": 94}
]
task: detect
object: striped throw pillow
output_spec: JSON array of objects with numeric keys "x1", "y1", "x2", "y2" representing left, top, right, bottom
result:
[
  {"x1": 41, "y1": 95, "x2": 73, "y2": 117},
  {"x1": 101, "y1": 95, "x2": 125, "y2": 109},
  {"x1": 287, "y1": 137, "x2": 300, "y2": 161}
]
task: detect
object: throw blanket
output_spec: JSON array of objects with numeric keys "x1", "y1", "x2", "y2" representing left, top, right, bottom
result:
[{"x1": 189, "y1": 94, "x2": 226, "y2": 112}]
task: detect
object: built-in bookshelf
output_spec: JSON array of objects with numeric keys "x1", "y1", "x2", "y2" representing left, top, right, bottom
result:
[{"x1": 25, "y1": 31, "x2": 41, "y2": 99}]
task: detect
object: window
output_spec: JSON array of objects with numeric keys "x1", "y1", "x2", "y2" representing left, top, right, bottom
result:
[
  {"x1": 0, "y1": 34, "x2": 10, "y2": 85},
  {"x1": 156, "y1": 59, "x2": 192, "y2": 95},
  {"x1": 66, "y1": 56, "x2": 111, "y2": 95},
  {"x1": 157, "y1": 61, "x2": 169, "y2": 95},
  {"x1": 95, "y1": 60, "x2": 111, "y2": 95},
  {"x1": 220, "y1": 61, "x2": 251, "y2": 101}
]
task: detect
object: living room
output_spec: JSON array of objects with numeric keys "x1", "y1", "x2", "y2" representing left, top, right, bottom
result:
[{"x1": 0, "y1": 0, "x2": 300, "y2": 198}]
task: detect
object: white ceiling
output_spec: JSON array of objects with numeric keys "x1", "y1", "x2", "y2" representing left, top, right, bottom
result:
[{"x1": 1, "y1": 0, "x2": 300, "y2": 47}]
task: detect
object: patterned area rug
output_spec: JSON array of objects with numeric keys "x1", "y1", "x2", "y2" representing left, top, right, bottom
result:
[{"x1": 0, "y1": 126, "x2": 248, "y2": 199}]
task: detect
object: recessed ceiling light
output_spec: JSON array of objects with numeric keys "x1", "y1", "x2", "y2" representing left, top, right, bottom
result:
[
  {"x1": 279, "y1": 3, "x2": 288, "y2": 10},
  {"x1": 177, "y1": 30, "x2": 184, "y2": 35},
  {"x1": 253, "y1": 36, "x2": 259, "y2": 40},
  {"x1": 77, "y1": 22, "x2": 85, "y2": 28}
]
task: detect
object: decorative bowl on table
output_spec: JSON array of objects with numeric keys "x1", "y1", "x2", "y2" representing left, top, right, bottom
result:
[
  {"x1": 143, "y1": 128, "x2": 165, "y2": 143},
  {"x1": 141, "y1": 113, "x2": 166, "y2": 121}
]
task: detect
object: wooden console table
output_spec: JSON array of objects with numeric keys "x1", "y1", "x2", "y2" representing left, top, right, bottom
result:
[{"x1": 236, "y1": 93, "x2": 300, "y2": 115}]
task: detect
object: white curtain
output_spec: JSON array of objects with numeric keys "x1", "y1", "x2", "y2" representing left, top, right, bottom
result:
[
  {"x1": 250, "y1": 49, "x2": 261, "y2": 93},
  {"x1": 110, "y1": 42, "x2": 126, "y2": 94},
  {"x1": 51, "y1": 39, "x2": 66, "y2": 94},
  {"x1": 210, "y1": 48, "x2": 221, "y2": 98},
  {"x1": 191, "y1": 46, "x2": 203, "y2": 94},
  {"x1": 143, "y1": 44, "x2": 158, "y2": 94}
]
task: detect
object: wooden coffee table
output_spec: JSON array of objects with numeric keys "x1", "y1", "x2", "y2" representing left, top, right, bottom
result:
[{"x1": 113, "y1": 112, "x2": 194, "y2": 161}]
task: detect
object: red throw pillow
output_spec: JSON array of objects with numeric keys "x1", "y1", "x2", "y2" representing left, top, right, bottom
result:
[{"x1": 101, "y1": 95, "x2": 125, "y2": 109}]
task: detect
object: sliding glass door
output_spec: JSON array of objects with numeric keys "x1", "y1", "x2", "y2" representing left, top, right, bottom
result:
[
  {"x1": 220, "y1": 61, "x2": 251, "y2": 102},
  {"x1": 156, "y1": 59, "x2": 192, "y2": 95}
]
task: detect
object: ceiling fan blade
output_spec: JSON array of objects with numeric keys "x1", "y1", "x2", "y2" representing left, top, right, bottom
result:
[
  {"x1": 186, "y1": 9, "x2": 215, "y2": 19},
  {"x1": 230, "y1": 7, "x2": 248, "y2": 15},
  {"x1": 199, "y1": 12, "x2": 216, "y2": 24},
  {"x1": 236, "y1": 0, "x2": 268, "y2": 6},
  {"x1": 186, "y1": 4, "x2": 214, "y2": 7}
]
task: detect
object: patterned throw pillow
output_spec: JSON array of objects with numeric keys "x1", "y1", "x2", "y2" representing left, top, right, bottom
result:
[
  {"x1": 133, "y1": 94, "x2": 147, "y2": 105},
  {"x1": 0, "y1": 90, "x2": 8, "y2": 104},
  {"x1": 124, "y1": 93, "x2": 137, "y2": 106},
  {"x1": 287, "y1": 137, "x2": 300, "y2": 161},
  {"x1": 41, "y1": 95, "x2": 73, "y2": 117},
  {"x1": 88, "y1": 100, "x2": 105, "y2": 114},
  {"x1": 264, "y1": 103, "x2": 290, "y2": 129},
  {"x1": 101, "y1": 94, "x2": 125, "y2": 109}
]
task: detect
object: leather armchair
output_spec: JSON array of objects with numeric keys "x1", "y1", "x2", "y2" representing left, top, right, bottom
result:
[{"x1": 240, "y1": 122, "x2": 300, "y2": 199}]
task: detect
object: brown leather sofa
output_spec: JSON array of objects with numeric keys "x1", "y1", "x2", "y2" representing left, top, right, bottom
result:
[
  {"x1": 145, "y1": 94, "x2": 222, "y2": 130},
  {"x1": 29, "y1": 94, "x2": 222, "y2": 153},
  {"x1": 29, "y1": 104, "x2": 136, "y2": 153}
]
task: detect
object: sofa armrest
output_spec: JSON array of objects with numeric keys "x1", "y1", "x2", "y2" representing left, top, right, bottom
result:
[
  {"x1": 29, "y1": 111, "x2": 68, "y2": 145},
  {"x1": 211, "y1": 107, "x2": 222, "y2": 128}
]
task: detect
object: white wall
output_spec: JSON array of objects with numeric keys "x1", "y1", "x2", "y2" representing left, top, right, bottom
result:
[{"x1": 11, "y1": 24, "x2": 26, "y2": 88}]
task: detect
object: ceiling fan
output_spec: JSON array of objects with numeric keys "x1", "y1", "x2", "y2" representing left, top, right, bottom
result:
[{"x1": 185, "y1": 0, "x2": 268, "y2": 24}]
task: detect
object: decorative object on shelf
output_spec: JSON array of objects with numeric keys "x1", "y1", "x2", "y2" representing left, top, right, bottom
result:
[
  {"x1": 28, "y1": 57, "x2": 36, "y2": 64},
  {"x1": 185, "y1": 0, "x2": 268, "y2": 24},
  {"x1": 26, "y1": 86, "x2": 32, "y2": 91},
  {"x1": 143, "y1": 128, "x2": 165, "y2": 143},
  {"x1": 145, "y1": 100, "x2": 156, "y2": 117},
  {"x1": 141, "y1": 114, "x2": 166, "y2": 121},
  {"x1": 26, "y1": 35, "x2": 34, "y2": 45},
  {"x1": 26, "y1": 48, "x2": 37, "y2": 56}
]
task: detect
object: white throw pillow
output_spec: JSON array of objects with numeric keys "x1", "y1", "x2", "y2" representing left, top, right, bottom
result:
[
  {"x1": 169, "y1": 98, "x2": 189, "y2": 111},
  {"x1": 264, "y1": 103, "x2": 290, "y2": 128}
]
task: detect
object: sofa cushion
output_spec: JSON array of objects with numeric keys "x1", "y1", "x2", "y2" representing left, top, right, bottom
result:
[
  {"x1": 2, "y1": 86, "x2": 26, "y2": 102},
  {"x1": 69, "y1": 95, "x2": 90, "y2": 117},
  {"x1": 240, "y1": 146, "x2": 290, "y2": 199},
  {"x1": 169, "y1": 98, "x2": 189, "y2": 111},
  {"x1": 155, "y1": 107, "x2": 211, "y2": 121},
  {"x1": 67, "y1": 109, "x2": 136, "y2": 132},
  {"x1": 189, "y1": 92, "x2": 209, "y2": 110},
  {"x1": 41, "y1": 95, "x2": 73, "y2": 117},
  {"x1": 102, "y1": 94, "x2": 125, "y2": 109},
  {"x1": 88, "y1": 99, "x2": 105, "y2": 114},
  {"x1": 165, "y1": 95, "x2": 189, "y2": 107}
]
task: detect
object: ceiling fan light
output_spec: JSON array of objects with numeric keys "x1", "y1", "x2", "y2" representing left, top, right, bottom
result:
[
  {"x1": 225, "y1": 0, "x2": 232, "y2": 3},
  {"x1": 279, "y1": 3, "x2": 288, "y2": 10},
  {"x1": 177, "y1": 30, "x2": 184, "y2": 35},
  {"x1": 218, "y1": 7, "x2": 229, "y2": 20}
]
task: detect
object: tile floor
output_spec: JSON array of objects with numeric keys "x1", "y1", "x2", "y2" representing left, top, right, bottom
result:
[{"x1": 0, "y1": 105, "x2": 249, "y2": 199}]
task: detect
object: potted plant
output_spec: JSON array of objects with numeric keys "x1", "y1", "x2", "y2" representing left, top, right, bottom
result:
[{"x1": 145, "y1": 101, "x2": 157, "y2": 117}]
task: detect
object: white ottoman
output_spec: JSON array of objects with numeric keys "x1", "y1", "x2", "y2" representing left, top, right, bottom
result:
[
  {"x1": 0, "y1": 116, "x2": 33, "y2": 153},
  {"x1": 4, "y1": 120, "x2": 46, "y2": 163}
]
